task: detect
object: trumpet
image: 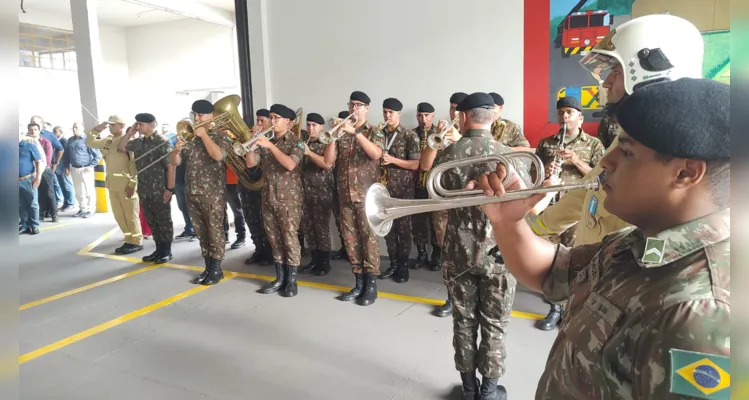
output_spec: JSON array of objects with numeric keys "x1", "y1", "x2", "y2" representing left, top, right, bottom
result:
[
  {"x1": 365, "y1": 151, "x2": 601, "y2": 236},
  {"x1": 319, "y1": 113, "x2": 359, "y2": 144},
  {"x1": 427, "y1": 117, "x2": 460, "y2": 150},
  {"x1": 232, "y1": 126, "x2": 275, "y2": 156}
]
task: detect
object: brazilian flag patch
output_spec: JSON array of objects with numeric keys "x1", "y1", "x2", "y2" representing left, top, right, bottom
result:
[{"x1": 670, "y1": 349, "x2": 730, "y2": 399}]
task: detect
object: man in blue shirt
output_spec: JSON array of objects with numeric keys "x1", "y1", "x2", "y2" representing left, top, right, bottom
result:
[
  {"x1": 52, "y1": 126, "x2": 76, "y2": 210},
  {"x1": 65, "y1": 122, "x2": 102, "y2": 217},
  {"x1": 31, "y1": 116, "x2": 64, "y2": 209},
  {"x1": 19, "y1": 129, "x2": 43, "y2": 234}
]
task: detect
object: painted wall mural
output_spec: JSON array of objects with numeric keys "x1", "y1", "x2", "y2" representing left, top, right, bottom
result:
[{"x1": 547, "y1": 0, "x2": 730, "y2": 123}]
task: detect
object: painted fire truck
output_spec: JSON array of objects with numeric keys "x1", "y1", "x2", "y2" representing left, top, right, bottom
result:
[{"x1": 554, "y1": 0, "x2": 614, "y2": 58}]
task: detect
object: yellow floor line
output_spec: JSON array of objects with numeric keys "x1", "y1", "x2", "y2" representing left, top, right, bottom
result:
[
  {"x1": 39, "y1": 222, "x2": 77, "y2": 231},
  {"x1": 77, "y1": 226, "x2": 120, "y2": 254},
  {"x1": 20, "y1": 265, "x2": 161, "y2": 311},
  {"x1": 19, "y1": 279, "x2": 228, "y2": 365}
]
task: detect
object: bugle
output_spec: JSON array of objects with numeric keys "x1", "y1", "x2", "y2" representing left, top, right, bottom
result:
[
  {"x1": 427, "y1": 117, "x2": 460, "y2": 150},
  {"x1": 112, "y1": 124, "x2": 197, "y2": 181},
  {"x1": 232, "y1": 126, "x2": 275, "y2": 156},
  {"x1": 365, "y1": 151, "x2": 600, "y2": 237},
  {"x1": 319, "y1": 113, "x2": 358, "y2": 144}
]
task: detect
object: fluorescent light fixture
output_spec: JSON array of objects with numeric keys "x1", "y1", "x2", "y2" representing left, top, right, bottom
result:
[{"x1": 120, "y1": 0, "x2": 235, "y2": 28}]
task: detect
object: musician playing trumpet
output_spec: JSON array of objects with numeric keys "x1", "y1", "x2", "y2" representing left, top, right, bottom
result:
[
  {"x1": 412, "y1": 102, "x2": 439, "y2": 269},
  {"x1": 376, "y1": 98, "x2": 420, "y2": 283},
  {"x1": 488, "y1": 92, "x2": 533, "y2": 152},
  {"x1": 242, "y1": 109, "x2": 273, "y2": 266}
]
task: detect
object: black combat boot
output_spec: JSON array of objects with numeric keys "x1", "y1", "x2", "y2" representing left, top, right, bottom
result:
[
  {"x1": 393, "y1": 259, "x2": 409, "y2": 283},
  {"x1": 314, "y1": 250, "x2": 331, "y2": 276},
  {"x1": 435, "y1": 298, "x2": 453, "y2": 317},
  {"x1": 358, "y1": 272, "x2": 378, "y2": 306},
  {"x1": 299, "y1": 232, "x2": 307, "y2": 257},
  {"x1": 202, "y1": 258, "x2": 224, "y2": 286},
  {"x1": 260, "y1": 263, "x2": 286, "y2": 294},
  {"x1": 340, "y1": 272, "x2": 364, "y2": 301},
  {"x1": 192, "y1": 256, "x2": 211, "y2": 284},
  {"x1": 261, "y1": 247, "x2": 274, "y2": 266},
  {"x1": 282, "y1": 265, "x2": 298, "y2": 297},
  {"x1": 154, "y1": 241, "x2": 173, "y2": 264},
  {"x1": 300, "y1": 250, "x2": 319, "y2": 274},
  {"x1": 245, "y1": 243, "x2": 266, "y2": 264},
  {"x1": 142, "y1": 242, "x2": 161, "y2": 262},
  {"x1": 231, "y1": 233, "x2": 246, "y2": 249},
  {"x1": 379, "y1": 257, "x2": 397, "y2": 280},
  {"x1": 331, "y1": 246, "x2": 348, "y2": 260},
  {"x1": 412, "y1": 245, "x2": 428, "y2": 269},
  {"x1": 460, "y1": 371, "x2": 480, "y2": 400},
  {"x1": 428, "y1": 246, "x2": 442, "y2": 271},
  {"x1": 479, "y1": 377, "x2": 507, "y2": 400},
  {"x1": 538, "y1": 303, "x2": 563, "y2": 331}
]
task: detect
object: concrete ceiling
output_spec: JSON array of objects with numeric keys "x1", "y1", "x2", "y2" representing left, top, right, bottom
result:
[{"x1": 20, "y1": 0, "x2": 235, "y2": 28}]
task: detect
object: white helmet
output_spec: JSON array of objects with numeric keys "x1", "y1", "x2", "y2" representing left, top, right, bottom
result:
[{"x1": 579, "y1": 14, "x2": 704, "y2": 95}]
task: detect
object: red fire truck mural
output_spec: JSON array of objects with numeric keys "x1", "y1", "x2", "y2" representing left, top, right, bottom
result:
[{"x1": 554, "y1": 0, "x2": 614, "y2": 58}]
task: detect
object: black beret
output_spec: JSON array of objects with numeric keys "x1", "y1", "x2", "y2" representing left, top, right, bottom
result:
[
  {"x1": 489, "y1": 92, "x2": 504, "y2": 106},
  {"x1": 450, "y1": 92, "x2": 469, "y2": 105},
  {"x1": 338, "y1": 111, "x2": 350, "y2": 119},
  {"x1": 556, "y1": 96, "x2": 582, "y2": 112},
  {"x1": 456, "y1": 92, "x2": 495, "y2": 112},
  {"x1": 269, "y1": 104, "x2": 296, "y2": 120},
  {"x1": 616, "y1": 78, "x2": 730, "y2": 161},
  {"x1": 350, "y1": 91, "x2": 371, "y2": 105},
  {"x1": 256, "y1": 109, "x2": 270, "y2": 118},
  {"x1": 382, "y1": 98, "x2": 403, "y2": 112},
  {"x1": 191, "y1": 100, "x2": 214, "y2": 114},
  {"x1": 417, "y1": 102, "x2": 435, "y2": 113},
  {"x1": 135, "y1": 113, "x2": 155, "y2": 123},
  {"x1": 306, "y1": 113, "x2": 325, "y2": 125}
]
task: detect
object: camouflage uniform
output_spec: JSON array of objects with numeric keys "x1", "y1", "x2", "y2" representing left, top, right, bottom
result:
[
  {"x1": 258, "y1": 131, "x2": 305, "y2": 267},
  {"x1": 182, "y1": 131, "x2": 232, "y2": 261},
  {"x1": 126, "y1": 134, "x2": 173, "y2": 245},
  {"x1": 380, "y1": 124, "x2": 420, "y2": 280},
  {"x1": 413, "y1": 125, "x2": 442, "y2": 269},
  {"x1": 434, "y1": 128, "x2": 531, "y2": 379},
  {"x1": 240, "y1": 167, "x2": 271, "y2": 264},
  {"x1": 333, "y1": 122, "x2": 385, "y2": 275},
  {"x1": 300, "y1": 138, "x2": 335, "y2": 253},
  {"x1": 490, "y1": 118, "x2": 531, "y2": 148},
  {"x1": 596, "y1": 112, "x2": 619, "y2": 149},
  {"x1": 535, "y1": 208, "x2": 730, "y2": 399}
]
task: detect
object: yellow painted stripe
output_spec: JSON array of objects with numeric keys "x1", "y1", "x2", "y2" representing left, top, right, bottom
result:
[
  {"x1": 19, "y1": 280, "x2": 226, "y2": 364},
  {"x1": 77, "y1": 226, "x2": 120, "y2": 254},
  {"x1": 39, "y1": 222, "x2": 77, "y2": 231},
  {"x1": 19, "y1": 265, "x2": 161, "y2": 311}
]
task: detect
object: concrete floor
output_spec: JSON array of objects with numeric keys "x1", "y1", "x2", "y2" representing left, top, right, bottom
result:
[{"x1": 19, "y1": 205, "x2": 557, "y2": 400}]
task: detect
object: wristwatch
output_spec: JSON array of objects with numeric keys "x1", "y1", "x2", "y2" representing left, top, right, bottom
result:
[{"x1": 166, "y1": 187, "x2": 174, "y2": 193}]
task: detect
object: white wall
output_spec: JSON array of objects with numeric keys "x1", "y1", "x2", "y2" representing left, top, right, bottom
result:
[
  {"x1": 125, "y1": 18, "x2": 240, "y2": 128},
  {"x1": 260, "y1": 0, "x2": 524, "y2": 126}
]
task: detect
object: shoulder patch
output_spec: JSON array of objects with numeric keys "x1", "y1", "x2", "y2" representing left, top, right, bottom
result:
[
  {"x1": 374, "y1": 130, "x2": 385, "y2": 138},
  {"x1": 670, "y1": 349, "x2": 730, "y2": 399},
  {"x1": 642, "y1": 237, "x2": 666, "y2": 264},
  {"x1": 297, "y1": 141, "x2": 304, "y2": 149}
]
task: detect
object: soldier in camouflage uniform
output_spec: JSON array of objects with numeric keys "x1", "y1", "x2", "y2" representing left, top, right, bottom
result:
[
  {"x1": 420, "y1": 92, "x2": 468, "y2": 318},
  {"x1": 243, "y1": 108, "x2": 273, "y2": 266},
  {"x1": 324, "y1": 91, "x2": 386, "y2": 307},
  {"x1": 488, "y1": 92, "x2": 532, "y2": 151},
  {"x1": 476, "y1": 77, "x2": 730, "y2": 400},
  {"x1": 412, "y1": 102, "x2": 440, "y2": 270},
  {"x1": 596, "y1": 108, "x2": 619, "y2": 149},
  {"x1": 330, "y1": 110, "x2": 349, "y2": 262},
  {"x1": 171, "y1": 100, "x2": 234, "y2": 285},
  {"x1": 299, "y1": 112, "x2": 335, "y2": 276},
  {"x1": 246, "y1": 104, "x2": 305, "y2": 298},
  {"x1": 433, "y1": 93, "x2": 531, "y2": 400},
  {"x1": 376, "y1": 98, "x2": 421, "y2": 283},
  {"x1": 118, "y1": 113, "x2": 175, "y2": 264}
]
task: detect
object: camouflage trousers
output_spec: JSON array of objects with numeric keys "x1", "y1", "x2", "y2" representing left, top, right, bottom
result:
[
  {"x1": 412, "y1": 188, "x2": 438, "y2": 248},
  {"x1": 432, "y1": 209, "x2": 448, "y2": 248},
  {"x1": 140, "y1": 194, "x2": 173, "y2": 243},
  {"x1": 240, "y1": 188, "x2": 269, "y2": 251},
  {"x1": 445, "y1": 265, "x2": 517, "y2": 378},
  {"x1": 340, "y1": 201, "x2": 380, "y2": 274},
  {"x1": 331, "y1": 177, "x2": 343, "y2": 244},
  {"x1": 262, "y1": 202, "x2": 302, "y2": 266},
  {"x1": 187, "y1": 193, "x2": 226, "y2": 260},
  {"x1": 302, "y1": 194, "x2": 332, "y2": 252},
  {"x1": 544, "y1": 224, "x2": 577, "y2": 310}
]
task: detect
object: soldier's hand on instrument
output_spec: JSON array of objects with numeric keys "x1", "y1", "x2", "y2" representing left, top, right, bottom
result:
[
  {"x1": 437, "y1": 120, "x2": 447, "y2": 131},
  {"x1": 303, "y1": 143, "x2": 310, "y2": 155},
  {"x1": 255, "y1": 136, "x2": 272, "y2": 148},
  {"x1": 195, "y1": 126, "x2": 208, "y2": 138},
  {"x1": 557, "y1": 149, "x2": 577, "y2": 162},
  {"x1": 466, "y1": 164, "x2": 548, "y2": 224},
  {"x1": 382, "y1": 154, "x2": 394, "y2": 165},
  {"x1": 341, "y1": 120, "x2": 355, "y2": 133},
  {"x1": 448, "y1": 127, "x2": 461, "y2": 143}
]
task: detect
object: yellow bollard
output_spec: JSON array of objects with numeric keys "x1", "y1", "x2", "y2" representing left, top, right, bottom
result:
[{"x1": 95, "y1": 159, "x2": 108, "y2": 213}]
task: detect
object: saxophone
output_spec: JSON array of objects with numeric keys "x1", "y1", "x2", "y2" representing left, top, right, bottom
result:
[
  {"x1": 493, "y1": 120, "x2": 507, "y2": 142},
  {"x1": 417, "y1": 126, "x2": 430, "y2": 188},
  {"x1": 378, "y1": 122, "x2": 390, "y2": 185}
]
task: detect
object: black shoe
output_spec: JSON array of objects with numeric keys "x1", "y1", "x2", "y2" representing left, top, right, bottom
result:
[
  {"x1": 231, "y1": 235, "x2": 246, "y2": 249},
  {"x1": 412, "y1": 245, "x2": 428, "y2": 269},
  {"x1": 116, "y1": 243, "x2": 143, "y2": 255},
  {"x1": 460, "y1": 371, "x2": 480, "y2": 400},
  {"x1": 73, "y1": 210, "x2": 85, "y2": 217},
  {"x1": 435, "y1": 299, "x2": 453, "y2": 317},
  {"x1": 142, "y1": 243, "x2": 161, "y2": 262},
  {"x1": 300, "y1": 250, "x2": 318, "y2": 274},
  {"x1": 260, "y1": 263, "x2": 286, "y2": 294},
  {"x1": 201, "y1": 258, "x2": 224, "y2": 286},
  {"x1": 260, "y1": 248, "x2": 274, "y2": 266},
  {"x1": 154, "y1": 241, "x2": 173, "y2": 264},
  {"x1": 282, "y1": 265, "x2": 298, "y2": 297},
  {"x1": 245, "y1": 246, "x2": 265, "y2": 264},
  {"x1": 314, "y1": 251, "x2": 331, "y2": 276},
  {"x1": 331, "y1": 246, "x2": 348, "y2": 260},
  {"x1": 538, "y1": 303, "x2": 563, "y2": 331},
  {"x1": 393, "y1": 259, "x2": 409, "y2": 283},
  {"x1": 192, "y1": 256, "x2": 211, "y2": 284},
  {"x1": 357, "y1": 272, "x2": 378, "y2": 306},
  {"x1": 176, "y1": 230, "x2": 195, "y2": 239},
  {"x1": 340, "y1": 272, "x2": 364, "y2": 301},
  {"x1": 428, "y1": 246, "x2": 442, "y2": 271},
  {"x1": 50, "y1": 214, "x2": 58, "y2": 223},
  {"x1": 19, "y1": 226, "x2": 29, "y2": 234},
  {"x1": 29, "y1": 227, "x2": 40, "y2": 235},
  {"x1": 379, "y1": 260, "x2": 397, "y2": 280},
  {"x1": 479, "y1": 377, "x2": 507, "y2": 400}
]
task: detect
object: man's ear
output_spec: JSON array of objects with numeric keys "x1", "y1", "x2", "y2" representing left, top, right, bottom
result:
[{"x1": 674, "y1": 159, "x2": 708, "y2": 189}]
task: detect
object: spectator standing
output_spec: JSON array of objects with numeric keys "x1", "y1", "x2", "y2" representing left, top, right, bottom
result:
[
  {"x1": 19, "y1": 130, "x2": 43, "y2": 234},
  {"x1": 26, "y1": 123, "x2": 57, "y2": 222},
  {"x1": 53, "y1": 126, "x2": 76, "y2": 211},
  {"x1": 65, "y1": 122, "x2": 101, "y2": 218}
]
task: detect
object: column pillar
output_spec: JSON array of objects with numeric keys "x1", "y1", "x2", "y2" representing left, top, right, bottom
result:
[
  {"x1": 242, "y1": 0, "x2": 272, "y2": 111},
  {"x1": 70, "y1": 0, "x2": 105, "y2": 129}
]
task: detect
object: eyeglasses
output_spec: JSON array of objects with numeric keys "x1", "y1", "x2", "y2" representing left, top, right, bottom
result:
[{"x1": 348, "y1": 102, "x2": 366, "y2": 109}]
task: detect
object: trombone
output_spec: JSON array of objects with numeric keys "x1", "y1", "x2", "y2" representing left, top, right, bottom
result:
[
  {"x1": 365, "y1": 151, "x2": 601, "y2": 237},
  {"x1": 427, "y1": 117, "x2": 460, "y2": 150},
  {"x1": 319, "y1": 113, "x2": 358, "y2": 144}
]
